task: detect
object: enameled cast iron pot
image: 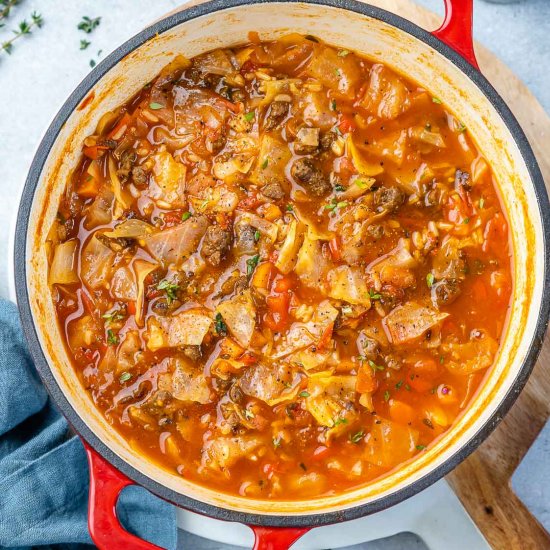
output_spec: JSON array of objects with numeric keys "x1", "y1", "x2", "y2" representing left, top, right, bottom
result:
[{"x1": 14, "y1": 0, "x2": 550, "y2": 548}]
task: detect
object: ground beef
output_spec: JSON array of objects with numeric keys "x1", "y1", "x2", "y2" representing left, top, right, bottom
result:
[
  {"x1": 291, "y1": 157, "x2": 331, "y2": 197},
  {"x1": 183, "y1": 345, "x2": 202, "y2": 362},
  {"x1": 236, "y1": 224, "x2": 256, "y2": 254},
  {"x1": 132, "y1": 166, "x2": 148, "y2": 186},
  {"x1": 261, "y1": 181, "x2": 285, "y2": 201},
  {"x1": 264, "y1": 101, "x2": 289, "y2": 131},
  {"x1": 319, "y1": 131, "x2": 336, "y2": 151},
  {"x1": 233, "y1": 275, "x2": 249, "y2": 294},
  {"x1": 95, "y1": 234, "x2": 135, "y2": 253},
  {"x1": 116, "y1": 150, "x2": 137, "y2": 181},
  {"x1": 431, "y1": 278, "x2": 461, "y2": 308},
  {"x1": 201, "y1": 225, "x2": 233, "y2": 266},
  {"x1": 373, "y1": 186, "x2": 406, "y2": 213}
]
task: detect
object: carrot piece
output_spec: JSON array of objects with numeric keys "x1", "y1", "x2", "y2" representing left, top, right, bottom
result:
[
  {"x1": 273, "y1": 276, "x2": 294, "y2": 293},
  {"x1": 328, "y1": 236, "x2": 341, "y2": 262},
  {"x1": 83, "y1": 145, "x2": 109, "y2": 160},
  {"x1": 338, "y1": 114, "x2": 357, "y2": 134},
  {"x1": 107, "y1": 112, "x2": 132, "y2": 140},
  {"x1": 356, "y1": 364, "x2": 377, "y2": 394},
  {"x1": 317, "y1": 322, "x2": 334, "y2": 351},
  {"x1": 389, "y1": 399, "x2": 415, "y2": 425},
  {"x1": 127, "y1": 301, "x2": 136, "y2": 316},
  {"x1": 251, "y1": 262, "x2": 276, "y2": 290}
]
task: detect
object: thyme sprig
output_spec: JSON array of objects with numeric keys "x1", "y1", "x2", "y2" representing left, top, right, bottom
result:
[
  {"x1": 0, "y1": 0, "x2": 19, "y2": 27},
  {"x1": 1, "y1": 11, "x2": 42, "y2": 55}
]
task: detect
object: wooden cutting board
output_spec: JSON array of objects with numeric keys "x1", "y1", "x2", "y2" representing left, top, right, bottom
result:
[{"x1": 166, "y1": 1, "x2": 550, "y2": 547}]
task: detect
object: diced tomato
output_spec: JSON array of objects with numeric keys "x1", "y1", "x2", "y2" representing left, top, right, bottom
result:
[
  {"x1": 83, "y1": 145, "x2": 109, "y2": 160},
  {"x1": 264, "y1": 291, "x2": 291, "y2": 331},
  {"x1": 328, "y1": 236, "x2": 341, "y2": 262},
  {"x1": 127, "y1": 301, "x2": 136, "y2": 316},
  {"x1": 237, "y1": 192, "x2": 263, "y2": 211},
  {"x1": 80, "y1": 290, "x2": 96, "y2": 317},
  {"x1": 317, "y1": 322, "x2": 334, "y2": 351},
  {"x1": 356, "y1": 363, "x2": 377, "y2": 394},
  {"x1": 239, "y1": 351, "x2": 258, "y2": 366},
  {"x1": 107, "y1": 112, "x2": 132, "y2": 140},
  {"x1": 482, "y1": 213, "x2": 508, "y2": 254},
  {"x1": 163, "y1": 210, "x2": 184, "y2": 227},
  {"x1": 338, "y1": 114, "x2": 357, "y2": 134},
  {"x1": 273, "y1": 276, "x2": 294, "y2": 293}
]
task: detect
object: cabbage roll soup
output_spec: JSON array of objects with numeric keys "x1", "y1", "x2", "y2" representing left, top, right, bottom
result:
[{"x1": 49, "y1": 34, "x2": 512, "y2": 499}]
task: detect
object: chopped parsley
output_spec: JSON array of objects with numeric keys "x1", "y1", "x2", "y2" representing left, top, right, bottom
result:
[
  {"x1": 89, "y1": 59, "x2": 96, "y2": 68},
  {"x1": 157, "y1": 279, "x2": 180, "y2": 304},
  {"x1": 395, "y1": 380, "x2": 404, "y2": 390},
  {"x1": 260, "y1": 158, "x2": 268, "y2": 169},
  {"x1": 432, "y1": 97, "x2": 442, "y2": 105},
  {"x1": 349, "y1": 430, "x2": 364, "y2": 444},
  {"x1": 334, "y1": 68, "x2": 341, "y2": 77},
  {"x1": 331, "y1": 99, "x2": 337, "y2": 111},
  {"x1": 333, "y1": 417, "x2": 348, "y2": 426},
  {"x1": 355, "y1": 178, "x2": 370, "y2": 189},
  {"x1": 384, "y1": 390, "x2": 391, "y2": 402},
  {"x1": 246, "y1": 254, "x2": 260, "y2": 277},
  {"x1": 181, "y1": 211, "x2": 192, "y2": 221},
  {"x1": 337, "y1": 49, "x2": 350, "y2": 57},
  {"x1": 404, "y1": 384, "x2": 411, "y2": 391},
  {"x1": 254, "y1": 230, "x2": 261, "y2": 242},
  {"x1": 439, "y1": 355, "x2": 445, "y2": 364},
  {"x1": 369, "y1": 289, "x2": 382, "y2": 300},
  {"x1": 106, "y1": 329, "x2": 118, "y2": 346},
  {"x1": 299, "y1": 391, "x2": 310, "y2": 398},
  {"x1": 119, "y1": 372, "x2": 132, "y2": 383},
  {"x1": 149, "y1": 102, "x2": 164, "y2": 110},
  {"x1": 479, "y1": 197, "x2": 485, "y2": 209},
  {"x1": 463, "y1": 217, "x2": 470, "y2": 224},
  {"x1": 334, "y1": 184, "x2": 345, "y2": 192},
  {"x1": 457, "y1": 122, "x2": 467, "y2": 133},
  {"x1": 426, "y1": 272, "x2": 435, "y2": 288},
  {"x1": 214, "y1": 313, "x2": 228, "y2": 336},
  {"x1": 244, "y1": 110, "x2": 255, "y2": 122},
  {"x1": 102, "y1": 309, "x2": 124, "y2": 325},
  {"x1": 78, "y1": 16, "x2": 101, "y2": 34},
  {"x1": 80, "y1": 39, "x2": 91, "y2": 50},
  {"x1": 368, "y1": 359, "x2": 384, "y2": 372},
  {"x1": 286, "y1": 204, "x2": 294, "y2": 212},
  {"x1": 244, "y1": 408, "x2": 255, "y2": 420},
  {"x1": 416, "y1": 445, "x2": 427, "y2": 451}
]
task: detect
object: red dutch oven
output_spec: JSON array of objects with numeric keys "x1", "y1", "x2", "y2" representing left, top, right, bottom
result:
[{"x1": 14, "y1": 0, "x2": 550, "y2": 548}]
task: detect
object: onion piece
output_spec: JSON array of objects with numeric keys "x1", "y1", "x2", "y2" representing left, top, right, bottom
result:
[
  {"x1": 49, "y1": 239, "x2": 79, "y2": 286},
  {"x1": 275, "y1": 220, "x2": 305, "y2": 274},
  {"x1": 133, "y1": 259, "x2": 158, "y2": 327},
  {"x1": 108, "y1": 155, "x2": 132, "y2": 214},
  {"x1": 347, "y1": 135, "x2": 384, "y2": 176},
  {"x1": 235, "y1": 211, "x2": 278, "y2": 243},
  {"x1": 103, "y1": 219, "x2": 157, "y2": 240}
]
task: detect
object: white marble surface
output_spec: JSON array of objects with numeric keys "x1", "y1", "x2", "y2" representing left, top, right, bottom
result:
[{"x1": 1, "y1": 1, "x2": 548, "y2": 548}]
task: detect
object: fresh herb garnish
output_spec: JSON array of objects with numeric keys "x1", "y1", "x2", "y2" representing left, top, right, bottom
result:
[
  {"x1": 350, "y1": 430, "x2": 364, "y2": 444},
  {"x1": 325, "y1": 199, "x2": 348, "y2": 212},
  {"x1": 479, "y1": 197, "x2": 485, "y2": 209},
  {"x1": 334, "y1": 184, "x2": 345, "y2": 192},
  {"x1": 157, "y1": 279, "x2": 179, "y2": 304},
  {"x1": 337, "y1": 49, "x2": 350, "y2": 57},
  {"x1": 334, "y1": 68, "x2": 341, "y2": 77},
  {"x1": 102, "y1": 309, "x2": 124, "y2": 325},
  {"x1": 330, "y1": 99, "x2": 337, "y2": 111},
  {"x1": 369, "y1": 289, "x2": 382, "y2": 300},
  {"x1": 244, "y1": 408, "x2": 255, "y2": 419},
  {"x1": 89, "y1": 59, "x2": 96, "y2": 68},
  {"x1": 260, "y1": 158, "x2": 268, "y2": 169},
  {"x1": 416, "y1": 444, "x2": 427, "y2": 451},
  {"x1": 181, "y1": 211, "x2": 192, "y2": 221},
  {"x1": 395, "y1": 380, "x2": 404, "y2": 390},
  {"x1": 285, "y1": 204, "x2": 293, "y2": 212},
  {"x1": 463, "y1": 217, "x2": 470, "y2": 224},
  {"x1": 119, "y1": 371, "x2": 132, "y2": 383},
  {"x1": 299, "y1": 390, "x2": 310, "y2": 398},
  {"x1": 246, "y1": 254, "x2": 260, "y2": 277},
  {"x1": 368, "y1": 359, "x2": 384, "y2": 372},
  {"x1": 149, "y1": 102, "x2": 164, "y2": 110},
  {"x1": 1, "y1": 11, "x2": 43, "y2": 56},
  {"x1": 457, "y1": 122, "x2": 467, "y2": 133},
  {"x1": 439, "y1": 355, "x2": 445, "y2": 364},
  {"x1": 254, "y1": 230, "x2": 261, "y2": 242},
  {"x1": 333, "y1": 417, "x2": 348, "y2": 426},
  {"x1": 432, "y1": 97, "x2": 442, "y2": 105},
  {"x1": 355, "y1": 178, "x2": 370, "y2": 189},
  {"x1": 244, "y1": 110, "x2": 255, "y2": 122},
  {"x1": 384, "y1": 390, "x2": 391, "y2": 402},
  {"x1": 404, "y1": 384, "x2": 411, "y2": 391},
  {"x1": 214, "y1": 312, "x2": 228, "y2": 336},
  {"x1": 106, "y1": 329, "x2": 118, "y2": 346},
  {"x1": 426, "y1": 272, "x2": 435, "y2": 288},
  {"x1": 80, "y1": 39, "x2": 91, "y2": 50},
  {"x1": 78, "y1": 15, "x2": 101, "y2": 34}
]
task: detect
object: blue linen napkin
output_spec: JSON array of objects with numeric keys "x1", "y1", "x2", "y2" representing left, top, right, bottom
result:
[{"x1": 0, "y1": 300, "x2": 178, "y2": 549}]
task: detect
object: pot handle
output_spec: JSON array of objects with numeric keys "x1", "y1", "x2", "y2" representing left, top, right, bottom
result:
[
  {"x1": 251, "y1": 526, "x2": 311, "y2": 550},
  {"x1": 85, "y1": 442, "x2": 163, "y2": 550},
  {"x1": 432, "y1": 0, "x2": 478, "y2": 69}
]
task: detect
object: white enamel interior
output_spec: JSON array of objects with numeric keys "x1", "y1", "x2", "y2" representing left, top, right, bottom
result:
[{"x1": 24, "y1": 2, "x2": 544, "y2": 516}]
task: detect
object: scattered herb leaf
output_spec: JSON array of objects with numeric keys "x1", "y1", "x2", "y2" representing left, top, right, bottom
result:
[
  {"x1": 246, "y1": 254, "x2": 260, "y2": 277},
  {"x1": 337, "y1": 49, "x2": 350, "y2": 57},
  {"x1": 102, "y1": 309, "x2": 124, "y2": 325},
  {"x1": 426, "y1": 272, "x2": 435, "y2": 288},
  {"x1": 181, "y1": 211, "x2": 192, "y2": 221},
  {"x1": 149, "y1": 102, "x2": 164, "y2": 110},
  {"x1": 107, "y1": 329, "x2": 118, "y2": 346},
  {"x1": 432, "y1": 97, "x2": 442, "y2": 105},
  {"x1": 78, "y1": 15, "x2": 101, "y2": 34},
  {"x1": 299, "y1": 391, "x2": 310, "y2": 398},
  {"x1": 80, "y1": 39, "x2": 91, "y2": 50},
  {"x1": 157, "y1": 279, "x2": 179, "y2": 304},
  {"x1": 416, "y1": 444, "x2": 427, "y2": 451},
  {"x1": 254, "y1": 230, "x2": 261, "y2": 242},
  {"x1": 260, "y1": 158, "x2": 268, "y2": 169},
  {"x1": 395, "y1": 380, "x2": 404, "y2": 390},
  {"x1": 119, "y1": 371, "x2": 132, "y2": 383},
  {"x1": 463, "y1": 217, "x2": 470, "y2": 224},
  {"x1": 369, "y1": 289, "x2": 382, "y2": 300},
  {"x1": 479, "y1": 197, "x2": 485, "y2": 209},
  {"x1": 350, "y1": 430, "x2": 364, "y2": 444},
  {"x1": 244, "y1": 110, "x2": 255, "y2": 122},
  {"x1": 333, "y1": 417, "x2": 348, "y2": 426},
  {"x1": 286, "y1": 204, "x2": 294, "y2": 212},
  {"x1": 334, "y1": 184, "x2": 345, "y2": 192},
  {"x1": 384, "y1": 390, "x2": 391, "y2": 402},
  {"x1": 273, "y1": 437, "x2": 282, "y2": 448},
  {"x1": 214, "y1": 313, "x2": 228, "y2": 336},
  {"x1": 368, "y1": 359, "x2": 384, "y2": 372}
]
